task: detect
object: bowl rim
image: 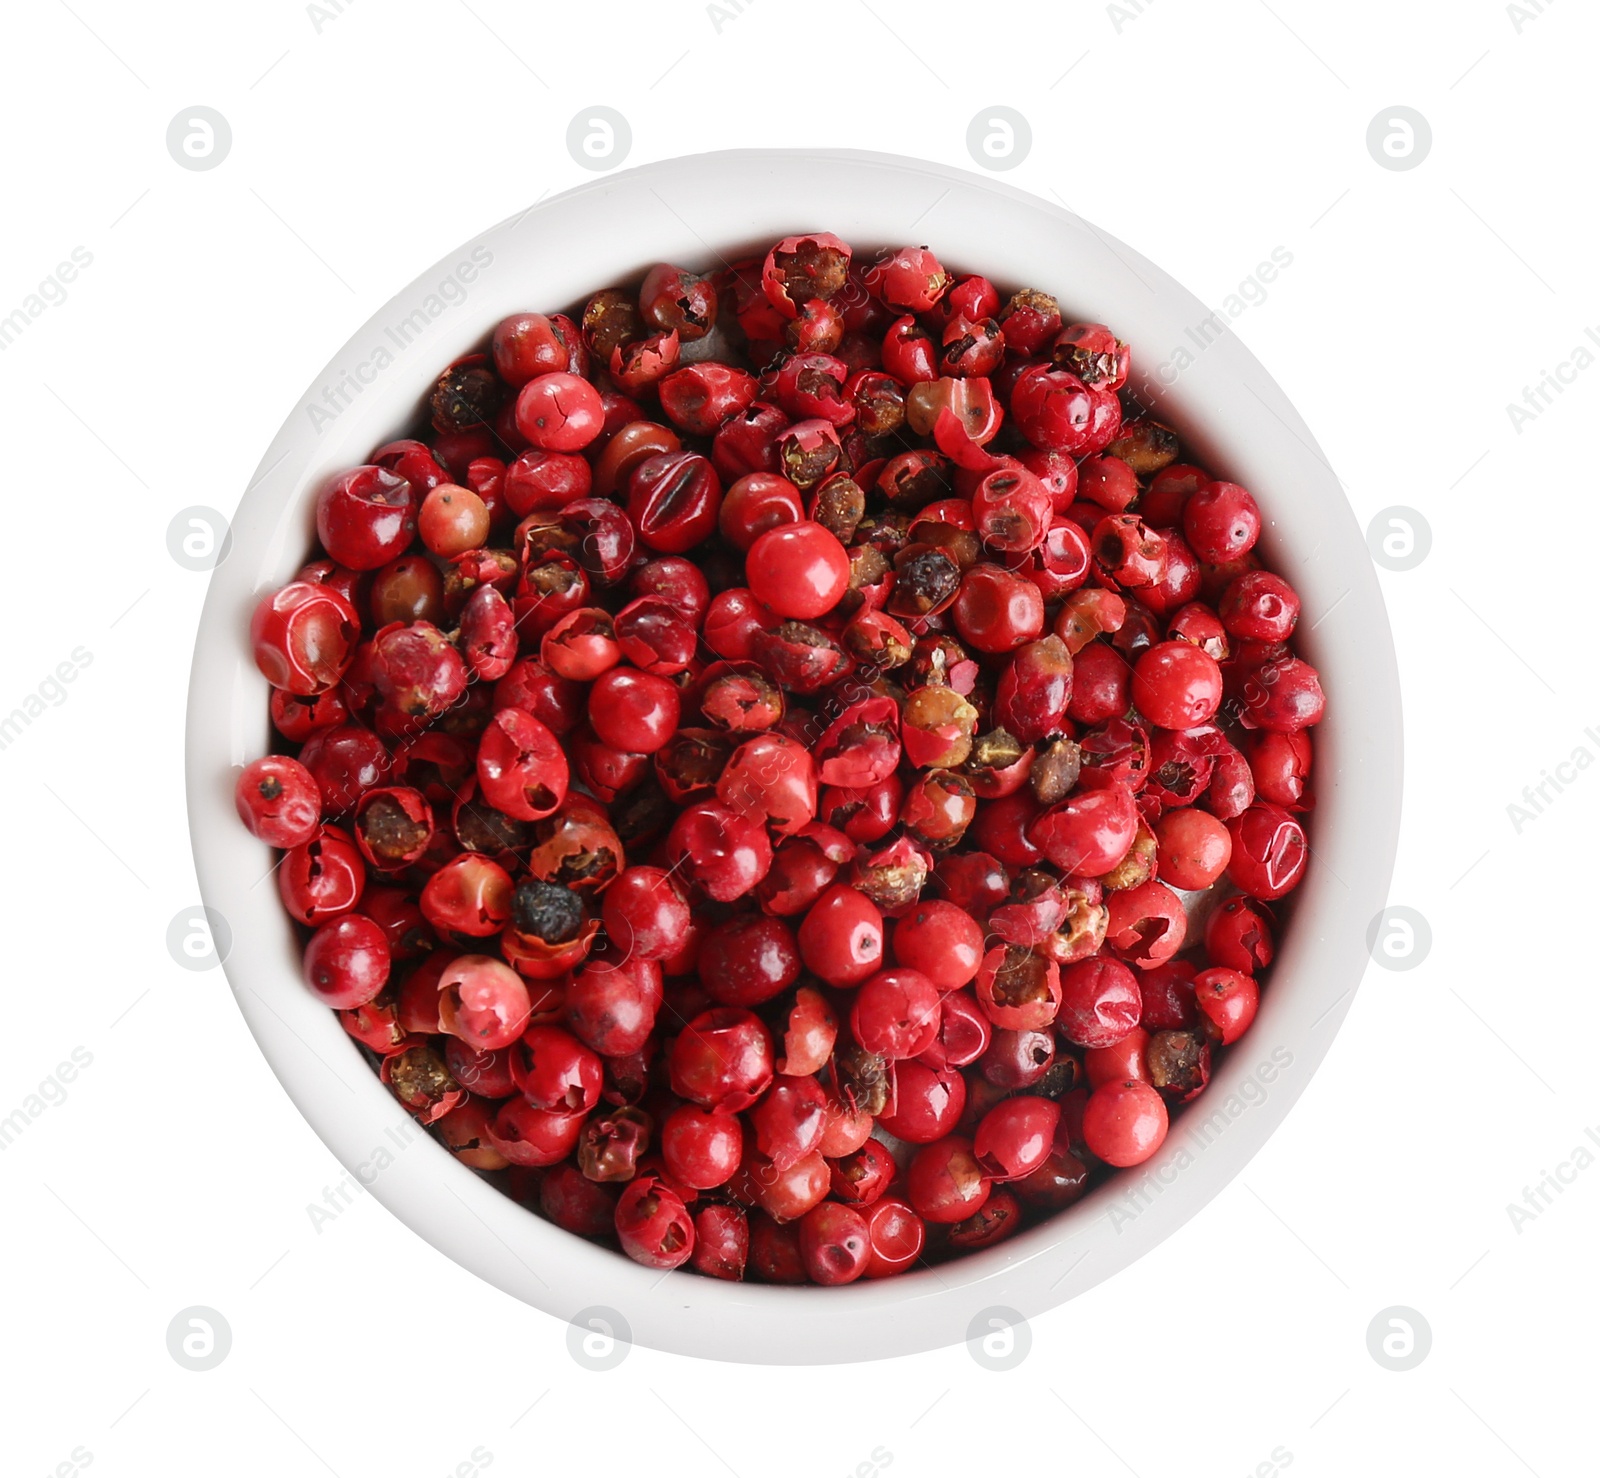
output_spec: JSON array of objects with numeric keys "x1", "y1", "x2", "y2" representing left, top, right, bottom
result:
[{"x1": 186, "y1": 146, "x2": 1402, "y2": 1363}]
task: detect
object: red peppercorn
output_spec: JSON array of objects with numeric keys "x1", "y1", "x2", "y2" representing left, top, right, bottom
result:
[
  {"x1": 601, "y1": 866, "x2": 691, "y2": 961},
  {"x1": 951, "y1": 564, "x2": 1045, "y2": 654},
  {"x1": 745, "y1": 520, "x2": 851, "y2": 620},
  {"x1": 1155, "y1": 807, "x2": 1232, "y2": 889},
  {"x1": 1225, "y1": 803, "x2": 1309, "y2": 900},
  {"x1": 796, "y1": 884, "x2": 884, "y2": 986},
  {"x1": 476, "y1": 709, "x2": 569, "y2": 821},
  {"x1": 861, "y1": 1197, "x2": 926, "y2": 1277},
  {"x1": 303, "y1": 914, "x2": 390, "y2": 1009},
  {"x1": 1056, "y1": 956, "x2": 1143, "y2": 1048},
  {"x1": 514, "y1": 372, "x2": 605, "y2": 452},
  {"x1": 1082, "y1": 1079, "x2": 1168, "y2": 1167},
  {"x1": 1183, "y1": 480, "x2": 1261, "y2": 564},
  {"x1": 878, "y1": 1060, "x2": 966, "y2": 1143},
  {"x1": 251, "y1": 580, "x2": 360, "y2": 695},
  {"x1": 615, "y1": 1176, "x2": 696, "y2": 1269},
  {"x1": 851, "y1": 968, "x2": 942, "y2": 1060},
  {"x1": 1132, "y1": 641, "x2": 1223, "y2": 729},
  {"x1": 974, "y1": 1095, "x2": 1060, "y2": 1181},
  {"x1": 1029, "y1": 784, "x2": 1138, "y2": 876},
  {"x1": 891, "y1": 900, "x2": 984, "y2": 990},
  {"x1": 1193, "y1": 966, "x2": 1260, "y2": 1044},
  {"x1": 235, "y1": 755, "x2": 322, "y2": 848},
  {"x1": 906, "y1": 1135, "x2": 990, "y2": 1224},
  {"x1": 317, "y1": 465, "x2": 417, "y2": 571},
  {"x1": 698, "y1": 914, "x2": 801, "y2": 1008},
  {"x1": 439, "y1": 954, "x2": 530, "y2": 1051},
  {"x1": 661, "y1": 1104, "x2": 743, "y2": 1190},
  {"x1": 279, "y1": 825, "x2": 365, "y2": 926},
  {"x1": 798, "y1": 1201, "x2": 871, "y2": 1285},
  {"x1": 669, "y1": 1008, "x2": 775, "y2": 1112}
]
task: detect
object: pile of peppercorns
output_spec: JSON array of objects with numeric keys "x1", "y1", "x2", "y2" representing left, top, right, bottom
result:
[{"x1": 237, "y1": 233, "x2": 1322, "y2": 1285}]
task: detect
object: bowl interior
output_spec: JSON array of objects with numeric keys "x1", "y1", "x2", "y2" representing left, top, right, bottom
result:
[{"x1": 187, "y1": 148, "x2": 1401, "y2": 1363}]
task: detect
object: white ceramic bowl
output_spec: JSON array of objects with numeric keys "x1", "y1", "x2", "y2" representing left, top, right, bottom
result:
[{"x1": 186, "y1": 148, "x2": 1401, "y2": 1363}]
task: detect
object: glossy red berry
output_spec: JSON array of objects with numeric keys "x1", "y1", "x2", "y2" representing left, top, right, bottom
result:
[
  {"x1": 891, "y1": 900, "x2": 984, "y2": 990},
  {"x1": 601, "y1": 866, "x2": 691, "y2": 961},
  {"x1": 746, "y1": 521, "x2": 851, "y2": 620},
  {"x1": 515, "y1": 372, "x2": 605, "y2": 451},
  {"x1": 420, "y1": 853, "x2": 513, "y2": 938},
  {"x1": 906, "y1": 1135, "x2": 990, "y2": 1224},
  {"x1": 1056, "y1": 956, "x2": 1143, "y2": 1048},
  {"x1": 1155, "y1": 808, "x2": 1232, "y2": 890},
  {"x1": 1029, "y1": 785, "x2": 1138, "y2": 876},
  {"x1": 797, "y1": 884, "x2": 884, "y2": 986},
  {"x1": 512, "y1": 1024, "x2": 602, "y2": 1111},
  {"x1": 1226, "y1": 803, "x2": 1309, "y2": 900},
  {"x1": 798, "y1": 1201, "x2": 871, "y2": 1285},
  {"x1": 1082, "y1": 1079, "x2": 1168, "y2": 1167},
  {"x1": 661, "y1": 1104, "x2": 743, "y2": 1189},
  {"x1": 587, "y1": 667, "x2": 681, "y2": 754},
  {"x1": 851, "y1": 968, "x2": 942, "y2": 1060},
  {"x1": 1193, "y1": 966, "x2": 1260, "y2": 1044},
  {"x1": 1240, "y1": 656, "x2": 1326, "y2": 733},
  {"x1": 828, "y1": 1135, "x2": 897, "y2": 1205},
  {"x1": 615, "y1": 1176, "x2": 695, "y2": 1269},
  {"x1": 669, "y1": 1008, "x2": 775, "y2": 1112},
  {"x1": 692, "y1": 1203, "x2": 749, "y2": 1280},
  {"x1": 698, "y1": 914, "x2": 801, "y2": 1008},
  {"x1": 950, "y1": 564, "x2": 1045, "y2": 654},
  {"x1": 279, "y1": 825, "x2": 365, "y2": 926},
  {"x1": 626, "y1": 451, "x2": 723, "y2": 553},
  {"x1": 862, "y1": 1197, "x2": 926, "y2": 1277},
  {"x1": 1132, "y1": 641, "x2": 1223, "y2": 729},
  {"x1": 878, "y1": 1060, "x2": 966, "y2": 1143},
  {"x1": 303, "y1": 914, "x2": 390, "y2": 1009},
  {"x1": 317, "y1": 465, "x2": 417, "y2": 570},
  {"x1": 439, "y1": 954, "x2": 531, "y2": 1051},
  {"x1": 235, "y1": 755, "x2": 321, "y2": 848},
  {"x1": 476, "y1": 709, "x2": 569, "y2": 821},
  {"x1": 665, "y1": 798, "x2": 775, "y2": 903},
  {"x1": 250, "y1": 580, "x2": 360, "y2": 694},
  {"x1": 1205, "y1": 895, "x2": 1276, "y2": 973},
  {"x1": 973, "y1": 1095, "x2": 1060, "y2": 1181},
  {"x1": 1183, "y1": 480, "x2": 1260, "y2": 564}
]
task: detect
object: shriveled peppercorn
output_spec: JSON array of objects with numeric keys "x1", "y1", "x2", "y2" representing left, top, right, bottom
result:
[
  {"x1": 510, "y1": 880, "x2": 584, "y2": 945},
  {"x1": 811, "y1": 472, "x2": 866, "y2": 542},
  {"x1": 582, "y1": 288, "x2": 644, "y2": 358},
  {"x1": 833, "y1": 1042, "x2": 892, "y2": 1117},
  {"x1": 431, "y1": 362, "x2": 504, "y2": 432},
  {"x1": 1147, "y1": 1029, "x2": 1211, "y2": 1099},
  {"x1": 887, "y1": 548, "x2": 961, "y2": 619},
  {"x1": 1031, "y1": 737, "x2": 1083, "y2": 805},
  {"x1": 1106, "y1": 418, "x2": 1181, "y2": 475}
]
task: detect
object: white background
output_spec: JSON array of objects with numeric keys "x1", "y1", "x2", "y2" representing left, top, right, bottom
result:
[{"x1": 1, "y1": 0, "x2": 1594, "y2": 1473}]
